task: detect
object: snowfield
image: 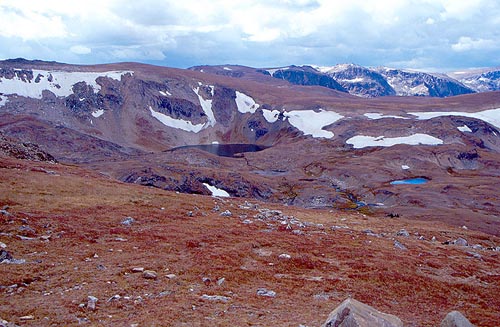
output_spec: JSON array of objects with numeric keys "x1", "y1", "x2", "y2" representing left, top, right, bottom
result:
[
  {"x1": 0, "y1": 95, "x2": 8, "y2": 107},
  {"x1": 346, "y1": 134, "x2": 444, "y2": 148},
  {"x1": 203, "y1": 183, "x2": 230, "y2": 197},
  {"x1": 91, "y1": 109, "x2": 104, "y2": 118},
  {"x1": 283, "y1": 109, "x2": 344, "y2": 139},
  {"x1": 193, "y1": 86, "x2": 216, "y2": 127},
  {"x1": 235, "y1": 91, "x2": 259, "y2": 113},
  {"x1": 149, "y1": 106, "x2": 205, "y2": 133},
  {"x1": 409, "y1": 108, "x2": 500, "y2": 129},
  {"x1": 0, "y1": 70, "x2": 132, "y2": 99},
  {"x1": 262, "y1": 109, "x2": 281, "y2": 123},
  {"x1": 364, "y1": 113, "x2": 408, "y2": 120}
]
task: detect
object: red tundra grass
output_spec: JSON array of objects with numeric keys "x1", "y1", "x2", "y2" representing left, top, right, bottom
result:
[{"x1": 0, "y1": 156, "x2": 499, "y2": 326}]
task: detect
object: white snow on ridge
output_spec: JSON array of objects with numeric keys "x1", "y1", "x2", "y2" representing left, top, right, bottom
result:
[
  {"x1": 346, "y1": 134, "x2": 443, "y2": 149},
  {"x1": 0, "y1": 69, "x2": 132, "y2": 99},
  {"x1": 235, "y1": 91, "x2": 259, "y2": 113},
  {"x1": 457, "y1": 125, "x2": 472, "y2": 133},
  {"x1": 341, "y1": 77, "x2": 365, "y2": 83},
  {"x1": 262, "y1": 109, "x2": 280, "y2": 123},
  {"x1": 0, "y1": 95, "x2": 8, "y2": 107},
  {"x1": 91, "y1": 109, "x2": 104, "y2": 118},
  {"x1": 193, "y1": 86, "x2": 216, "y2": 127},
  {"x1": 364, "y1": 113, "x2": 408, "y2": 120},
  {"x1": 149, "y1": 106, "x2": 205, "y2": 133},
  {"x1": 223, "y1": 67, "x2": 232, "y2": 71},
  {"x1": 266, "y1": 66, "x2": 289, "y2": 76},
  {"x1": 203, "y1": 183, "x2": 230, "y2": 197},
  {"x1": 283, "y1": 109, "x2": 344, "y2": 139},
  {"x1": 409, "y1": 108, "x2": 500, "y2": 129}
]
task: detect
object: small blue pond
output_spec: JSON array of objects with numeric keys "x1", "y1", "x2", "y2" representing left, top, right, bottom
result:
[{"x1": 390, "y1": 177, "x2": 429, "y2": 185}]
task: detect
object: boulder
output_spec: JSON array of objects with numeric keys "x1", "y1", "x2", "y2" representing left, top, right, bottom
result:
[
  {"x1": 322, "y1": 298, "x2": 403, "y2": 327},
  {"x1": 440, "y1": 311, "x2": 475, "y2": 327}
]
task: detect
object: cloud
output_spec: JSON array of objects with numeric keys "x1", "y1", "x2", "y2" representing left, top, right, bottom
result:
[
  {"x1": 0, "y1": 0, "x2": 499, "y2": 70},
  {"x1": 452, "y1": 37, "x2": 496, "y2": 52},
  {"x1": 70, "y1": 45, "x2": 91, "y2": 55}
]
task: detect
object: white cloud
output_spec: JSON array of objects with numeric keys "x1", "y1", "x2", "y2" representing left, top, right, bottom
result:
[
  {"x1": 452, "y1": 36, "x2": 496, "y2": 52},
  {"x1": 0, "y1": 0, "x2": 499, "y2": 69},
  {"x1": 70, "y1": 45, "x2": 91, "y2": 55}
]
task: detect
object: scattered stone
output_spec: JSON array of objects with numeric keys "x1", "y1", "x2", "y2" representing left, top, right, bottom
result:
[
  {"x1": 114, "y1": 237, "x2": 127, "y2": 242},
  {"x1": 322, "y1": 298, "x2": 403, "y2": 327},
  {"x1": 454, "y1": 238, "x2": 468, "y2": 246},
  {"x1": 187, "y1": 211, "x2": 194, "y2": 217},
  {"x1": 121, "y1": 217, "x2": 135, "y2": 226},
  {"x1": 0, "y1": 242, "x2": 6, "y2": 248},
  {"x1": 96, "y1": 264, "x2": 107, "y2": 271},
  {"x1": 131, "y1": 267, "x2": 144, "y2": 273},
  {"x1": 166, "y1": 274, "x2": 177, "y2": 279},
  {"x1": 106, "y1": 294, "x2": 121, "y2": 302},
  {"x1": 220, "y1": 210, "x2": 232, "y2": 217},
  {"x1": 440, "y1": 310, "x2": 475, "y2": 327},
  {"x1": 202, "y1": 277, "x2": 211, "y2": 284},
  {"x1": 393, "y1": 240, "x2": 407, "y2": 251},
  {"x1": 19, "y1": 316, "x2": 34, "y2": 321},
  {"x1": 87, "y1": 296, "x2": 98, "y2": 311},
  {"x1": 216, "y1": 277, "x2": 225, "y2": 286},
  {"x1": 142, "y1": 270, "x2": 158, "y2": 280},
  {"x1": 431, "y1": 236, "x2": 437, "y2": 242},
  {"x1": 466, "y1": 251, "x2": 482, "y2": 259},
  {"x1": 18, "y1": 225, "x2": 36, "y2": 237},
  {"x1": 0, "y1": 317, "x2": 20, "y2": 327},
  {"x1": 0, "y1": 209, "x2": 11, "y2": 216},
  {"x1": 0, "y1": 250, "x2": 13, "y2": 262},
  {"x1": 256, "y1": 288, "x2": 276, "y2": 297},
  {"x1": 200, "y1": 294, "x2": 231, "y2": 303},
  {"x1": 362, "y1": 229, "x2": 380, "y2": 237},
  {"x1": 278, "y1": 253, "x2": 291, "y2": 259},
  {"x1": 396, "y1": 229, "x2": 410, "y2": 237}
]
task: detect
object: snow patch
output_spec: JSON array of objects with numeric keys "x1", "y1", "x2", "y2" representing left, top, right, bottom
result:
[
  {"x1": 91, "y1": 109, "x2": 104, "y2": 118},
  {"x1": 0, "y1": 95, "x2": 8, "y2": 107},
  {"x1": 0, "y1": 69, "x2": 132, "y2": 99},
  {"x1": 193, "y1": 86, "x2": 216, "y2": 127},
  {"x1": 223, "y1": 67, "x2": 232, "y2": 71},
  {"x1": 457, "y1": 125, "x2": 472, "y2": 133},
  {"x1": 364, "y1": 113, "x2": 408, "y2": 120},
  {"x1": 262, "y1": 109, "x2": 280, "y2": 123},
  {"x1": 341, "y1": 77, "x2": 365, "y2": 83},
  {"x1": 235, "y1": 91, "x2": 259, "y2": 113},
  {"x1": 266, "y1": 67, "x2": 289, "y2": 76},
  {"x1": 346, "y1": 134, "x2": 443, "y2": 148},
  {"x1": 149, "y1": 106, "x2": 205, "y2": 133},
  {"x1": 159, "y1": 90, "x2": 172, "y2": 96},
  {"x1": 401, "y1": 165, "x2": 410, "y2": 170},
  {"x1": 203, "y1": 183, "x2": 230, "y2": 197},
  {"x1": 409, "y1": 108, "x2": 500, "y2": 129},
  {"x1": 283, "y1": 109, "x2": 344, "y2": 139}
]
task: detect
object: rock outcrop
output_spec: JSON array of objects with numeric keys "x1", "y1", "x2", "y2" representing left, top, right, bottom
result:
[
  {"x1": 440, "y1": 311, "x2": 476, "y2": 327},
  {"x1": 321, "y1": 298, "x2": 403, "y2": 327}
]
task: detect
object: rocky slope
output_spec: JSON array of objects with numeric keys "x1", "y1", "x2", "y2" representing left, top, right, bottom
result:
[
  {"x1": 1, "y1": 59, "x2": 500, "y2": 238},
  {"x1": 448, "y1": 67, "x2": 500, "y2": 93},
  {"x1": 0, "y1": 155, "x2": 498, "y2": 326}
]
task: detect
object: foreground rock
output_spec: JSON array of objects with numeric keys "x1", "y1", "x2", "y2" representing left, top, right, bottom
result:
[
  {"x1": 440, "y1": 311, "x2": 476, "y2": 327},
  {"x1": 322, "y1": 298, "x2": 403, "y2": 327}
]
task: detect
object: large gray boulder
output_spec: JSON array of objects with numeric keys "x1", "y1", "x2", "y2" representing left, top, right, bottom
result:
[
  {"x1": 322, "y1": 298, "x2": 403, "y2": 327},
  {"x1": 440, "y1": 311, "x2": 475, "y2": 327}
]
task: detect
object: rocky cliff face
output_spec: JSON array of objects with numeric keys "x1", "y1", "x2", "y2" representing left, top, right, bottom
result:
[
  {"x1": 449, "y1": 68, "x2": 500, "y2": 92},
  {"x1": 376, "y1": 67, "x2": 475, "y2": 97},
  {"x1": 319, "y1": 64, "x2": 396, "y2": 97},
  {"x1": 266, "y1": 65, "x2": 347, "y2": 92}
]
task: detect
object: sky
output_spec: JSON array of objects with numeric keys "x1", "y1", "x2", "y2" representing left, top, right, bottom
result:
[{"x1": 0, "y1": 0, "x2": 499, "y2": 71}]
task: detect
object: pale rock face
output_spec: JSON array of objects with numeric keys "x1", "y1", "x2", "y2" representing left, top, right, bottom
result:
[
  {"x1": 322, "y1": 298, "x2": 403, "y2": 327},
  {"x1": 440, "y1": 311, "x2": 475, "y2": 327}
]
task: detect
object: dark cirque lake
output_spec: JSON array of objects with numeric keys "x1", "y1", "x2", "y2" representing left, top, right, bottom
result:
[{"x1": 170, "y1": 143, "x2": 269, "y2": 157}]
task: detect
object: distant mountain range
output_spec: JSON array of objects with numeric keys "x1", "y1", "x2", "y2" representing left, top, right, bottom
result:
[{"x1": 233, "y1": 63, "x2": 500, "y2": 98}]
